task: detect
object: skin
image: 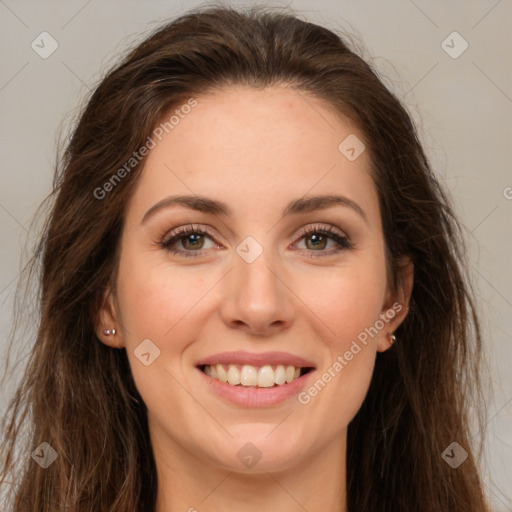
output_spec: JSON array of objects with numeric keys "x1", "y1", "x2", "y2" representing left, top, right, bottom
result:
[{"x1": 96, "y1": 84, "x2": 413, "y2": 512}]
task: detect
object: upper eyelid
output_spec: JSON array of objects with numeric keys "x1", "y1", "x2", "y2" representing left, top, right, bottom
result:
[
  {"x1": 162, "y1": 224, "x2": 217, "y2": 242},
  {"x1": 299, "y1": 224, "x2": 348, "y2": 238}
]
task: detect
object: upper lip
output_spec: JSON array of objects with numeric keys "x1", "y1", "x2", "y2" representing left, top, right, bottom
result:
[{"x1": 196, "y1": 351, "x2": 316, "y2": 368}]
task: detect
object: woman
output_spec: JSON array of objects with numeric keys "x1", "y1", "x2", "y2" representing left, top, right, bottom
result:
[{"x1": 0, "y1": 5, "x2": 491, "y2": 511}]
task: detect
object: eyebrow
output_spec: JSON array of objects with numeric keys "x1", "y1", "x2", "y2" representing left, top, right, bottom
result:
[{"x1": 141, "y1": 194, "x2": 368, "y2": 225}]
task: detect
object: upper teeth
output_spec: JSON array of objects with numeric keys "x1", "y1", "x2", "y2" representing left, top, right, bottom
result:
[{"x1": 203, "y1": 364, "x2": 302, "y2": 387}]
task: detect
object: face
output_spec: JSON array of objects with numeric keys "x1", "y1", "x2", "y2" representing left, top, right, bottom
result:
[{"x1": 98, "y1": 85, "x2": 412, "y2": 475}]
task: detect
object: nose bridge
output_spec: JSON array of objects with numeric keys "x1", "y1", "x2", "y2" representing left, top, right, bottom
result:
[
  {"x1": 220, "y1": 237, "x2": 294, "y2": 333},
  {"x1": 237, "y1": 247, "x2": 279, "y2": 296}
]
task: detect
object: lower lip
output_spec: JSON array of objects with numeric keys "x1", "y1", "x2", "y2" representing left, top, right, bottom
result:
[{"x1": 196, "y1": 367, "x2": 315, "y2": 407}]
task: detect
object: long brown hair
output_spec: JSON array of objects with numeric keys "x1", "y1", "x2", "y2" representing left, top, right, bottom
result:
[{"x1": 0, "y1": 4, "x2": 491, "y2": 511}]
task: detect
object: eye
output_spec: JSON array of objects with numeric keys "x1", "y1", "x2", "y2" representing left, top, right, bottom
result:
[
  {"x1": 160, "y1": 224, "x2": 218, "y2": 257},
  {"x1": 292, "y1": 225, "x2": 352, "y2": 257}
]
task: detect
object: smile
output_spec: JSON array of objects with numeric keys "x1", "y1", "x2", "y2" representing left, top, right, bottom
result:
[{"x1": 195, "y1": 351, "x2": 317, "y2": 407}]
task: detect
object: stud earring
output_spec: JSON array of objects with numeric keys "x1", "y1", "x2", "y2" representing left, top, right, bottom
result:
[
  {"x1": 389, "y1": 333, "x2": 396, "y2": 345},
  {"x1": 103, "y1": 328, "x2": 116, "y2": 336}
]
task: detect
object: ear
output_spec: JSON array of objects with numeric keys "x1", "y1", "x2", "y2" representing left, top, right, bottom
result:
[
  {"x1": 377, "y1": 255, "x2": 414, "y2": 352},
  {"x1": 94, "y1": 286, "x2": 125, "y2": 349}
]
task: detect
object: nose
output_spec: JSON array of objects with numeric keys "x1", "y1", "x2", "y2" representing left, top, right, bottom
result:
[{"x1": 219, "y1": 250, "x2": 295, "y2": 337}]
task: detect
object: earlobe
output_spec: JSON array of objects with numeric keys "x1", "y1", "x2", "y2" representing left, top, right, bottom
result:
[{"x1": 95, "y1": 287, "x2": 124, "y2": 348}]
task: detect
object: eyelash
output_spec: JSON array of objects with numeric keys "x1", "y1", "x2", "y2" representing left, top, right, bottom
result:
[{"x1": 159, "y1": 223, "x2": 353, "y2": 259}]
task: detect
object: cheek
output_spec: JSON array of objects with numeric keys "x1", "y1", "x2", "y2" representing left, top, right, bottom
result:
[
  {"x1": 116, "y1": 255, "x2": 209, "y2": 340},
  {"x1": 115, "y1": 255, "x2": 218, "y2": 397},
  {"x1": 114, "y1": 259, "x2": 210, "y2": 418},
  {"x1": 307, "y1": 264, "x2": 386, "y2": 346},
  {"x1": 295, "y1": 265, "x2": 384, "y2": 415},
  {"x1": 294, "y1": 279, "x2": 381, "y2": 435}
]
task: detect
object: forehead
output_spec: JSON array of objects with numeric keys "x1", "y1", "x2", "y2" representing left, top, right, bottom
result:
[{"x1": 127, "y1": 85, "x2": 379, "y2": 225}]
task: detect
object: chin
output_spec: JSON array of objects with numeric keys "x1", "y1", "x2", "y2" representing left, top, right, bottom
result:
[{"x1": 206, "y1": 427, "x2": 307, "y2": 473}]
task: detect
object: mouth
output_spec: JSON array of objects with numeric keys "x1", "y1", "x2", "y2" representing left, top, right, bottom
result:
[
  {"x1": 198, "y1": 363, "x2": 315, "y2": 388},
  {"x1": 195, "y1": 352, "x2": 317, "y2": 407}
]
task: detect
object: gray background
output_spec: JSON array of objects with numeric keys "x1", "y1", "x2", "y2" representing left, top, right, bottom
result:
[{"x1": 0, "y1": 0, "x2": 510, "y2": 509}]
